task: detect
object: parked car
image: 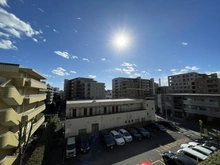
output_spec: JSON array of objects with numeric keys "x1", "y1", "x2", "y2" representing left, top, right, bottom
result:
[
  {"x1": 188, "y1": 141, "x2": 217, "y2": 152},
  {"x1": 158, "y1": 121, "x2": 178, "y2": 131},
  {"x1": 80, "y1": 137, "x2": 90, "y2": 153},
  {"x1": 118, "y1": 129, "x2": 133, "y2": 142},
  {"x1": 100, "y1": 130, "x2": 116, "y2": 149},
  {"x1": 110, "y1": 130, "x2": 125, "y2": 145},
  {"x1": 180, "y1": 143, "x2": 213, "y2": 156},
  {"x1": 148, "y1": 122, "x2": 167, "y2": 133},
  {"x1": 127, "y1": 128, "x2": 142, "y2": 141},
  {"x1": 162, "y1": 151, "x2": 198, "y2": 165},
  {"x1": 135, "y1": 127, "x2": 151, "y2": 138}
]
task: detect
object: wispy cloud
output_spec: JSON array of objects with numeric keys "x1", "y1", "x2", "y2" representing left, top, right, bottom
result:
[
  {"x1": 185, "y1": 66, "x2": 199, "y2": 71},
  {"x1": 42, "y1": 74, "x2": 53, "y2": 78},
  {"x1": 0, "y1": 0, "x2": 9, "y2": 7},
  {"x1": 0, "y1": 7, "x2": 41, "y2": 49},
  {"x1": 158, "y1": 69, "x2": 162, "y2": 71},
  {"x1": 52, "y1": 67, "x2": 70, "y2": 76},
  {"x1": 54, "y1": 51, "x2": 70, "y2": 59},
  {"x1": 0, "y1": 31, "x2": 10, "y2": 38},
  {"x1": 89, "y1": 75, "x2": 96, "y2": 79},
  {"x1": 37, "y1": 8, "x2": 44, "y2": 12},
  {"x1": 43, "y1": 39, "x2": 46, "y2": 42},
  {"x1": 83, "y1": 58, "x2": 89, "y2": 62},
  {"x1": 53, "y1": 29, "x2": 59, "y2": 33},
  {"x1": 0, "y1": 39, "x2": 17, "y2": 50},
  {"x1": 101, "y1": 58, "x2": 106, "y2": 61},
  {"x1": 46, "y1": 25, "x2": 50, "y2": 28},
  {"x1": 70, "y1": 70, "x2": 76, "y2": 74},
  {"x1": 77, "y1": 17, "x2": 81, "y2": 20},
  {"x1": 74, "y1": 29, "x2": 77, "y2": 33},
  {"x1": 141, "y1": 70, "x2": 150, "y2": 75},
  {"x1": 181, "y1": 42, "x2": 188, "y2": 46},
  {"x1": 71, "y1": 55, "x2": 78, "y2": 59},
  {"x1": 32, "y1": 38, "x2": 38, "y2": 42}
]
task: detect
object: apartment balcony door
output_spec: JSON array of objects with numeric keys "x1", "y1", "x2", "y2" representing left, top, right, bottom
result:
[{"x1": 91, "y1": 123, "x2": 99, "y2": 133}]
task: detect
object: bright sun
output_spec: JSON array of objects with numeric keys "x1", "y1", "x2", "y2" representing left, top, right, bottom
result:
[{"x1": 112, "y1": 33, "x2": 131, "y2": 51}]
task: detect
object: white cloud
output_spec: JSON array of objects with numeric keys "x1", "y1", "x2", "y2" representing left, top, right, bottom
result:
[
  {"x1": 32, "y1": 38, "x2": 38, "y2": 42},
  {"x1": 52, "y1": 67, "x2": 70, "y2": 76},
  {"x1": 0, "y1": 31, "x2": 10, "y2": 38},
  {"x1": 134, "y1": 73, "x2": 142, "y2": 77},
  {"x1": 37, "y1": 8, "x2": 44, "y2": 12},
  {"x1": 101, "y1": 58, "x2": 106, "y2": 61},
  {"x1": 77, "y1": 17, "x2": 81, "y2": 20},
  {"x1": 71, "y1": 55, "x2": 78, "y2": 59},
  {"x1": 170, "y1": 69, "x2": 177, "y2": 72},
  {"x1": 158, "y1": 69, "x2": 162, "y2": 71},
  {"x1": 70, "y1": 70, "x2": 76, "y2": 74},
  {"x1": 89, "y1": 75, "x2": 96, "y2": 79},
  {"x1": 42, "y1": 74, "x2": 53, "y2": 78},
  {"x1": 185, "y1": 66, "x2": 199, "y2": 71},
  {"x1": 181, "y1": 42, "x2": 188, "y2": 46},
  {"x1": 82, "y1": 58, "x2": 89, "y2": 62},
  {"x1": 121, "y1": 62, "x2": 133, "y2": 67},
  {"x1": 0, "y1": 39, "x2": 17, "y2": 50},
  {"x1": 74, "y1": 29, "x2": 77, "y2": 33},
  {"x1": 46, "y1": 25, "x2": 50, "y2": 28},
  {"x1": 43, "y1": 39, "x2": 46, "y2": 42},
  {"x1": 0, "y1": 0, "x2": 9, "y2": 7},
  {"x1": 53, "y1": 29, "x2": 59, "y2": 33},
  {"x1": 54, "y1": 51, "x2": 70, "y2": 59}
]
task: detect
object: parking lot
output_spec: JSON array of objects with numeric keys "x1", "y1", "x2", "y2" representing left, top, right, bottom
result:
[{"x1": 61, "y1": 128, "x2": 193, "y2": 165}]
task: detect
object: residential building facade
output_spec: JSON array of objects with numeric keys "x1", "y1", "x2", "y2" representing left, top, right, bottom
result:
[
  {"x1": 168, "y1": 72, "x2": 220, "y2": 94},
  {"x1": 64, "y1": 77, "x2": 105, "y2": 100},
  {"x1": 65, "y1": 99, "x2": 155, "y2": 137},
  {"x1": 165, "y1": 93, "x2": 220, "y2": 125},
  {"x1": 0, "y1": 63, "x2": 47, "y2": 165},
  {"x1": 112, "y1": 77, "x2": 155, "y2": 99}
]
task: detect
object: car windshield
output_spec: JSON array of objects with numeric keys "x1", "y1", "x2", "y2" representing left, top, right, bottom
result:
[
  {"x1": 105, "y1": 135, "x2": 114, "y2": 142},
  {"x1": 131, "y1": 130, "x2": 138, "y2": 134},
  {"x1": 123, "y1": 132, "x2": 130, "y2": 136},
  {"x1": 81, "y1": 140, "x2": 89, "y2": 148},
  {"x1": 139, "y1": 128, "x2": 146, "y2": 132},
  {"x1": 115, "y1": 134, "x2": 121, "y2": 139},
  {"x1": 67, "y1": 144, "x2": 76, "y2": 150}
]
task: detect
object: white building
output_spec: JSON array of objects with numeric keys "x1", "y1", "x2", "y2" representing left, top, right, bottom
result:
[{"x1": 65, "y1": 99, "x2": 155, "y2": 138}]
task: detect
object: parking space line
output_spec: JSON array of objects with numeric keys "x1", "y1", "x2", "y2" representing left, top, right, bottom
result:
[{"x1": 152, "y1": 159, "x2": 165, "y2": 165}]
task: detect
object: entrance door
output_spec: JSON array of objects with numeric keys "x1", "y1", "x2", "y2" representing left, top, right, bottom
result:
[{"x1": 91, "y1": 123, "x2": 99, "y2": 133}]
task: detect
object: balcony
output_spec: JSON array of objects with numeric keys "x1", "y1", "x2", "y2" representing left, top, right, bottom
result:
[
  {"x1": 24, "y1": 94, "x2": 46, "y2": 104},
  {"x1": 183, "y1": 100, "x2": 219, "y2": 107},
  {"x1": 0, "y1": 131, "x2": 18, "y2": 149},
  {"x1": 12, "y1": 77, "x2": 26, "y2": 87},
  {"x1": 30, "y1": 115, "x2": 45, "y2": 137},
  {"x1": 26, "y1": 79, "x2": 47, "y2": 89},
  {"x1": 0, "y1": 156, "x2": 17, "y2": 165},
  {"x1": 0, "y1": 86, "x2": 24, "y2": 105},
  {"x1": 0, "y1": 108, "x2": 21, "y2": 126},
  {"x1": 22, "y1": 104, "x2": 46, "y2": 121},
  {"x1": 184, "y1": 108, "x2": 220, "y2": 117}
]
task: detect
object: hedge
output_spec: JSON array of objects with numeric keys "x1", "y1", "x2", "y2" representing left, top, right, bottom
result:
[{"x1": 199, "y1": 150, "x2": 220, "y2": 165}]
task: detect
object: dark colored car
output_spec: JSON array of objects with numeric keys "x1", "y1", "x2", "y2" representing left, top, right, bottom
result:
[
  {"x1": 158, "y1": 121, "x2": 178, "y2": 131},
  {"x1": 162, "y1": 151, "x2": 198, "y2": 165},
  {"x1": 135, "y1": 127, "x2": 151, "y2": 138},
  {"x1": 148, "y1": 122, "x2": 167, "y2": 133},
  {"x1": 100, "y1": 130, "x2": 116, "y2": 149},
  {"x1": 80, "y1": 138, "x2": 90, "y2": 153},
  {"x1": 127, "y1": 128, "x2": 142, "y2": 141}
]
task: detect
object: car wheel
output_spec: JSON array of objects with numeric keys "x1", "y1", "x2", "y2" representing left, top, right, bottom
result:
[{"x1": 163, "y1": 157, "x2": 168, "y2": 164}]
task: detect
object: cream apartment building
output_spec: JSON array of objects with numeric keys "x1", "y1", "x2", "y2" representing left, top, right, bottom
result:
[
  {"x1": 0, "y1": 63, "x2": 47, "y2": 165},
  {"x1": 65, "y1": 99, "x2": 155, "y2": 138}
]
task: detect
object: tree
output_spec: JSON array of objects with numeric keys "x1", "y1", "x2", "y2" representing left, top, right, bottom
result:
[{"x1": 17, "y1": 119, "x2": 34, "y2": 165}]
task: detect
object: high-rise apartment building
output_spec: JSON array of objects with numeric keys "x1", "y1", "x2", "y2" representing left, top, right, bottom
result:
[
  {"x1": 64, "y1": 77, "x2": 105, "y2": 100},
  {"x1": 168, "y1": 72, "x2": 220, "y2": 93},
  {"x1": 0, "y1": 63, "x2": 47, "y2": 164},
  {"x1": 112, "y1": 77, "x2": 155, "y2": 99}
]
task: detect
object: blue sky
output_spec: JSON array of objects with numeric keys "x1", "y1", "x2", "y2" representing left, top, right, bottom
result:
[{"x1": 1, "y1": 0, "x2": 220, "y2": 90}]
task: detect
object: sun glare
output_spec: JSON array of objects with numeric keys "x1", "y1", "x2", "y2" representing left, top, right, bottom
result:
[{"x1": 112, "y1": 33, "x2": 131, "y2": 51}]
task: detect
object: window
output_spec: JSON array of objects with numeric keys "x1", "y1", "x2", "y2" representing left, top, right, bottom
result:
[{"x1": 84, "y1": 108, "x2": 87, "y2": 116}]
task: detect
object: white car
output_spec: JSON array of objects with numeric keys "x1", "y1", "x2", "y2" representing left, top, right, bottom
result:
[
  {"x1": 188, "y1": 141, "x2": 217, "y2": 152},
  {"x1": 181, "y1": 143, "x2": 213, "y2": 156},
  {"x1": 110, "y1": 130, "x2": 125, "y2": 145},
  {"x1": 118, "y1": 129, "x2": 133, "y2": 142}
]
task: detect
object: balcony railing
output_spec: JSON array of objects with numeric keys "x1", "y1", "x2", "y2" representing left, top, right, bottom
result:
[
  {"x1": 24, "y1": 94, "x2": 46, "y2": 104},
  {"x1": 0, "y1": 131, "x2": 18, "y2": 149},
  {"x1": 0, "y1": 86, "x2": 24, "y2": 105},
  {"x1": 0, "y1": 155, "x2": 17, "y2": 165},
  {"x1": 22, "y1": 104, "x2": 45, "y2": 121},
  {"x1": 184, "y1": 108, "x2": 220, "y2": 117},
  {"x1": 0, "y1": 108, "x2": 21, "y2": 126},
  {"x1": 183, "y1": 100, "x2": 219, "y2": 107},
  {"x1": 30, "y1": 115, "x2": 45, "y2": 137},
  {"x1": 26, "y1": 79, "x2": 47, "y2": 89}
]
